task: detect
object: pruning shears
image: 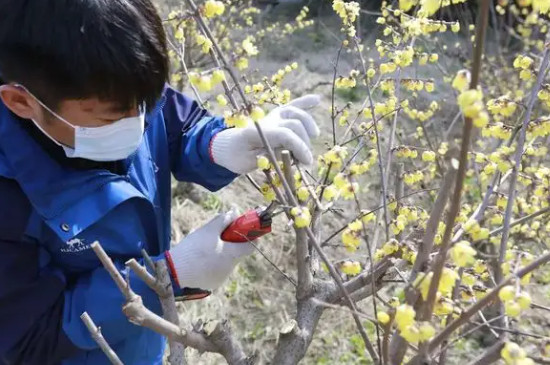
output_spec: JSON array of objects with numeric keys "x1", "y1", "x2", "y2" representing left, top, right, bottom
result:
[
  {"x1": 177, "y1": 203, "x2": 282, "y2": 301},
  {"x1": 221, "y1": 202, "x2": 283, "y2": 243}
]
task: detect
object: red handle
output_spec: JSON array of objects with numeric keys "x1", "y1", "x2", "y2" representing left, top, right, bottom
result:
[{"x1": 221, "y1": 209, "x2": 272, "y2": 243}]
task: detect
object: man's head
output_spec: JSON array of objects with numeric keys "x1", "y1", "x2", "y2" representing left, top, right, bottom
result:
[{"x1": 0, "y1": 0, "x2": 169, "y2": 148}]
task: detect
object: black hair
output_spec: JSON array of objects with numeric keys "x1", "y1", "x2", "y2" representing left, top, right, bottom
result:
[{"x1": 0, "y1": 0, "x2": 169, "y2": 111}]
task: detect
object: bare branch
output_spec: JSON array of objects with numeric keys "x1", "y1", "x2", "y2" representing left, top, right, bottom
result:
[
  {"x1": 91, "y1": 242, "x2": 134, "y2": 300},
  {"x1": 80, "y1": 312, "x2": 124, "y2": 365},
  {"x1": 489, "y1": 206, "x2": 550, "y2": 237},
  {"x1": 126, "y1": 258, "x2": 186, "y2": 364},
  {"x1": 155, "y1": 260, "x2": 186, "y2": 365},
  {"x1": 91, "y1": 242, "x2": 250, "y2": 365},
  {"x1": 126, "y1": 259, "x2": 157, "y2": 291}
]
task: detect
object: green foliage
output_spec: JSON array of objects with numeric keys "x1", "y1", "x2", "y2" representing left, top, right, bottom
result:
[{"x1": 201, "y1": 193, "x2": 223, "y2": 211}]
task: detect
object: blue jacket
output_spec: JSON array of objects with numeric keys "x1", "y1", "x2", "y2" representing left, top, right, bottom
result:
[{"x1": 0, "y1": 85, "x2": 237, "y2": 364}]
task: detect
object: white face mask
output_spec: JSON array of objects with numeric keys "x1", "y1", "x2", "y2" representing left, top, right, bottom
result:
[{"x1": 12, "y1": 84, "x2": 145, "y2": 162}]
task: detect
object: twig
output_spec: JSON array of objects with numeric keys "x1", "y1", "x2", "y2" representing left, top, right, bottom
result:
[
  {"x1": 141, "y1": 249, "x2": 156, "y2": 273},
  {"x1": 247, "y1": 239, "x2": 297, "y2": 287},
  {"x1": 126, "y1": 259, "x2": 157, "y2": 291},
  {"x1": 311, "y1": 298, "x2": 376, "y2": 322},
  {"x1": 80, "y1": 312, "x2": 124, "y2": 365},
  {"x1": 489, "y1": 206, "x2": 550, "y2": 237},
  {"x1": 125, "y1": 257, "x2": 186, "y2": 365}
]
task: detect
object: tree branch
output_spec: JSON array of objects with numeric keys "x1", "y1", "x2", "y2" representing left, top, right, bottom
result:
[
  {"x1": 80, "y1": 312, "x2": 124, "y2": 365},
  {"x1": 91, "y1": 242, "x2": 250, "y2": 365}
]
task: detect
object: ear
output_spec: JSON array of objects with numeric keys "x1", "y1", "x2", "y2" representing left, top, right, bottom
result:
[{"x1": 0, "y1": 85, "x2": 40, "y2": 120}]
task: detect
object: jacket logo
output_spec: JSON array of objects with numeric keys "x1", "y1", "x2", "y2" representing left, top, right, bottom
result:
[{"x1": 61, "y1": 237, "x2": 91, "y2": 253}]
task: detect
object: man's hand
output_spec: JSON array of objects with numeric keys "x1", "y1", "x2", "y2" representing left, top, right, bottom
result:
[
  {"x1": 165, "y1": 210, "x2": 254, "y2": 291},
  {"x1": 211, "y1": 94, "x2": 321, "y2": 174}
]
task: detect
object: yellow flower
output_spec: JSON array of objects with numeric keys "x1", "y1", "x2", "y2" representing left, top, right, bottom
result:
[
  {"x1": 341, "y1": 261, "x2": 361, "y2": 276},
  {"x1": 401, "y1": 324, "x2": 421, "y2": 344},
  {"x1": 395, "y1": 304, "x2": 416, "y2": 330},
  {"x1": 236, "y1": 57, "x2": 249, "y2": 70},
  {"x1": 196, "y1": 35, "x2": 213, "y2": 54},
  {"x1": 462, "y1": 272, "x2": 476, "y2": 286},
  {"x1": 452, "y1": 70, "x2": 471, "y2": 92},
  {"x1": 499, "y1": 285, "x2": 515, "y2": 301},
  {"x1": 501, "y1": 342, "x2": 528, "y2": 365},
  {"x1": 224, "y1": 113, "x2": 251, "y2": 128},
  {"x1": 425, "y1": 81, "x2": 435, "y2": 92},
  {"x1": 418, "y1": 322, "x2": 435, "y2": 342},
  {"x1": 297, "y1": 186, "x2": 310, "y2": 202},
  {"x1": 420, "y1": 0, "x2": 441, "y2": 16},
  {"x1": 533, "y1": 0, "x2": 550, "y2": 13},
  {"x1": 517, "y1": 55, "x2": 534, "y2": 70},
  {"x1": 473, "y1": 260, "x2": 487, "y2": 274},
  {"x1": 250, "y1": 106, "x2": 265, "y2": 122},
  {"x1": 450, "y1": 241, "x2": 476, "y2": 267},
  {"x1": 257, "y1": 156, "x2": 270, "y2": 170},
  {"x1": 216, "y1": 94, "x2": 228, "y2": 106},
  {"x1": 434, "y1": 297, "x2": 454, "y2": 316},
  {"x1": 399, "y1": 0, "x2": 418, "y2": 11},
  {"x1": 260, "y1": 183, "x2": 276, "y2": 202},
  {"x1": 388, "y1": 297, "x2": 400, "y2": 308},
  {"x1": 335, "y1": 76, "x2": 356, "y2": 89},
  {"x1": 517, "y1": 292, "x2": 532, "y2": 309},
  {"x1": 211, "y1": 70, "x2": 226, "y2": 84},
  {"x1": 322, "y1": 185, "x2": 338, "y2": 201},
  {"x1": 175, "y1": 28, "x2": 184, "y2": 41},
  {"x1": 340, "y1": 182, "x2": 359, "y2": 200},
  {"x1": 195, "y1": 75, "x2": 213, "y2": 92},
  {"x1": 203, "y1": 0, "x2": 225, "y2": 18},
  {"x1": 419, "y1": 53, "x2": 429, "y2": 65},
  {"x1": 342, "y1": 228, "x2": 360, "y2": 252},
  {"x1": 473, "y1": 111, "x2": 489, "y2": 128},
  {"x1": 290, "y1": 206, "x2": 311, "y2": 228},
  {"x1": 440, "y1": 268, "x2": 459, "y2": 295},
  {"x1": 242, "y1": 37, "x2": 259, "y2": 56},
  {"x1": 422, "y1": 150, "x2": 436, "y2": 162},
  {"x1": 377, "y1": 311, "x2": 390, "y2": 324},
  {"x1": 505, "y1": 301, "x2": 522, "y2": 317}
]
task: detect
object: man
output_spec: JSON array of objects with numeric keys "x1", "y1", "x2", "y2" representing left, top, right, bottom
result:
[{"x1": 0, "y1": 1, "x2": 320, "y2": 364}]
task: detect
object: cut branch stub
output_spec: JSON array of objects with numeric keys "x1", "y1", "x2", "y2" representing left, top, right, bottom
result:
[{"x1": 280, "y1": 319, "x2": 299, "y2": 336}]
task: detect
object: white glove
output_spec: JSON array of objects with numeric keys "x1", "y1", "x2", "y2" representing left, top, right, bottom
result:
[
  {"x1": 165, "y1": 210, "x2": 254, "y2": 290},
  {"x1": 211, "y1": 94, "x2": 321, "y2": 174}
]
